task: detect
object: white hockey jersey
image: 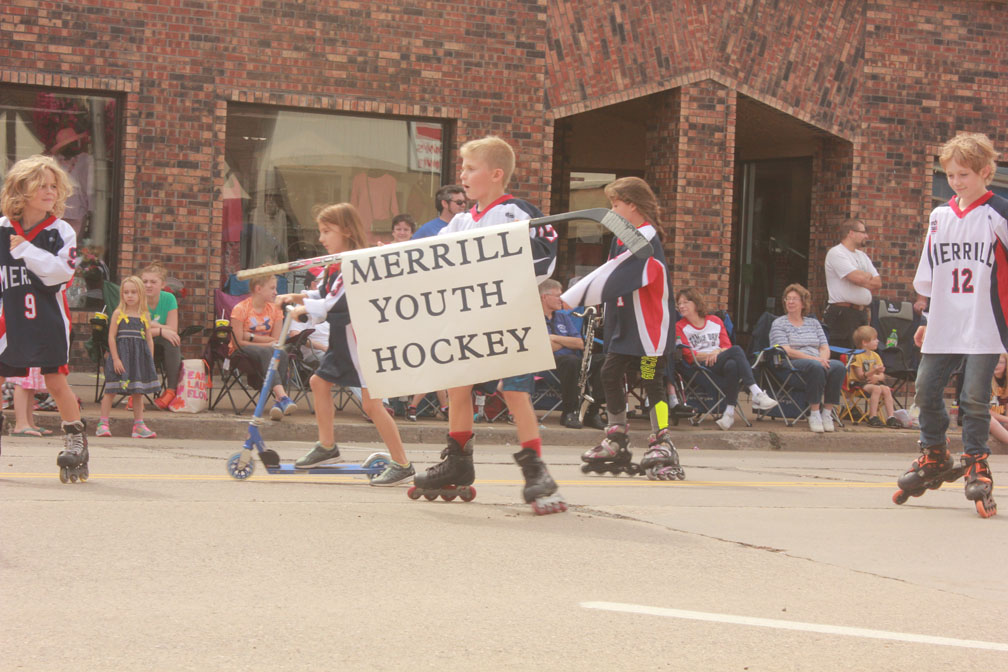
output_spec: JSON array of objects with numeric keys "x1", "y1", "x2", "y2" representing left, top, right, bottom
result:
[{"x1": 913, "y1": 191, "x2": 1008, "y2": 354}]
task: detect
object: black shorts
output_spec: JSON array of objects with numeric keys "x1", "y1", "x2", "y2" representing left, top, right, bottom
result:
[{"x1": 0, "y1": 363, "x2": 68, "y2": 377}]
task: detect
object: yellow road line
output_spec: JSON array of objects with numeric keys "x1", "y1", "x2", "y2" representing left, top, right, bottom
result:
[{"x1": 1, "y1": 472, "x2": 899, "y2": 488}]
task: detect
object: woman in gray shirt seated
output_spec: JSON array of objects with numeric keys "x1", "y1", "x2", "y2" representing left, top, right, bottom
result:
[{"x1": 769, "y1": 283, "x2": 845, "y2": 433}]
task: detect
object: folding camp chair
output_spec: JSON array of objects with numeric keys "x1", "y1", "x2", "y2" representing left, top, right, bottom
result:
[
  {"x1": 676, "y1": 345, "x2": 751, "y2": 427},
  {"x1": 532, "y1": 369, "x2": 564, "y2": 422},
  {"x1": 838, "y1": 350, "x2": 872, "y2": 424},
  {"x1": 752, "y1": 347, "x2": 813, "y2": 426},
  {"x1": 205, "y1": 289, "x2": 269, "y2": 415},
  {"x1": 876, "y1": 300, "x2": 919, "y2": 408}
]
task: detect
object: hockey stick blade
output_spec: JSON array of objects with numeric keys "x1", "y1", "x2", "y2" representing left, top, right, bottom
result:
[{"x1": 529, "y1": 208, "x2": 653, "y2": 259}]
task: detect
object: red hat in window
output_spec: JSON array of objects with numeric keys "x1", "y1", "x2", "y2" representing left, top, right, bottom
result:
[{"x1": 49, "y1": 127, "x2": 90, "y2": 154}]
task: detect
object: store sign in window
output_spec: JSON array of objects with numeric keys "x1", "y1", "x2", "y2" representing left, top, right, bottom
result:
[
  {"x1": 0, "y1": 87, "x2": 121, "y2": 309},
  {"x1": 222, "y1": 104, "x2": 447, "y2": 288}
]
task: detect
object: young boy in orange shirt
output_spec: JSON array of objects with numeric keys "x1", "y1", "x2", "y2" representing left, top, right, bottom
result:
[{"x1": 847, "y1": 325, "x2": 899, "y2": 428}]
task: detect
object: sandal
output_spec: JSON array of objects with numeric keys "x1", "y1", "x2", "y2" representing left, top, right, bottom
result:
[
  {"x1": 11, "y1": 428, "x2": 43, "y2": 438},
  {"x1": 33, "y1": 426, "x2": 54, "y2": 436}
]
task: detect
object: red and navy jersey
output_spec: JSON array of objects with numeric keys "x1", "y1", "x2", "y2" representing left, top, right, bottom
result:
[
  {"x1": 561, "y1": 223, "x2": 671, "y2": 357},
  {"x1": 0, "y1": 215, "x2": 76, "y2": 367},
  {"x1": 913, "y1": 191, "x2": 1008, "y2": 354},
  {"x1": 442, "y1": 195, "x2": 558, "y2": 281}
]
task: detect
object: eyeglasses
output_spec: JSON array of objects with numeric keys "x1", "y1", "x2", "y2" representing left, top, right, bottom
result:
[{"x1": 450, "y1": 199, "x2": 467, "y2": 207}]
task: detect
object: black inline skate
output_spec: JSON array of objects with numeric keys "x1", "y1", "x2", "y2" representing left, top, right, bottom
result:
[
  {"x1": 892, "y1": 442, "x2": 963, "y2": 505},
  {"x1": 514, "y1": 448, "x2": 567, "y2": 515},
  {"x1": 640, "y1": 428, "x2": 685, "y2": 480},
  {"x1": 580, "y1": 424, "x2": 640, "y2": 476},
  {"x1": 963, "y1": 452, "x2": 997, "y2": 518},
  {"x1": 57, "y1": 420, "x2": 89, "y2": 484},
  {"x1": 407, "y1": 435, "x2": 476, "y2": 502}
]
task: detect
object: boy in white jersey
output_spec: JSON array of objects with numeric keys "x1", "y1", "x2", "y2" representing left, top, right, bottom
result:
[
  {"x1": 411, "y1": 135, "x2": 567, "y2": 514},
  {"x1": 893, "y1": 133, "x2": 1006, "y2": 518}
]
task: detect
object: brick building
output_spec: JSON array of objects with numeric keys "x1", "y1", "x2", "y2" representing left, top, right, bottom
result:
[{"x1": 2, "y1": 0, "x2": 1007, "y2": 359}]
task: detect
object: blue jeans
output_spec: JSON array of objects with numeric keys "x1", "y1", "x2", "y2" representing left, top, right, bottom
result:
[
  {"x1": 789, "y1": 358, "x2": 845, "y2": 407},
  {"x1": 915, "y1": 352, "x2": 999, "y2": 456},
  {"x1": 709, "y1": 345, "x2": 757, "y2": 406}
]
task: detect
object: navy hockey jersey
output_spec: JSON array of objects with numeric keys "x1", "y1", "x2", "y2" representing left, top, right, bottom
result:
[
  {"x1": 561, "y1": 223, "x2": 671, "y2": 357},
  {"x1": 302, "y1": 264, "x2": 363, "y2": 386},
  {"x1": 442, "y1": 194, "x2": 558, "y2": 281},
  {"x1": 0, "y1": 215, "x2": 76, "y2": 367}
]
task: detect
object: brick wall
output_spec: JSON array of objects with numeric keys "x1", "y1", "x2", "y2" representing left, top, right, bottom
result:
[{"x1": 1, "y1": 0, "x2": 551, "y2": 361}]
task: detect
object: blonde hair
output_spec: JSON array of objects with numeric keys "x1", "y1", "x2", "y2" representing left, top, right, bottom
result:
[
  {"x1": 939, "y1": 133, "x2": 999, "y2": 185},
  {"x1": 1, "y1": 155, "x2": 73, "y2": 220},
  {"x1": 117, "y1": 276, "x2": 150, "y2": 317},
  {"x1": 314, "y1": 202, "x2": 368, "y2": 252},
  {"x1": 782, "y1": 283, "x2": 813, "y2": 317},
  {"x1": 248, "y1": 265, "x2": 278, "y2": 292},
  {"x1": 852, "y1": 325, "x2": 877, "y2": 348},
  {"x1": 460, "y1": 136, "x2": 516, "y2": 188},
  {"x1": 139, "y1": 262, "x2": 168, "y2": 282}
]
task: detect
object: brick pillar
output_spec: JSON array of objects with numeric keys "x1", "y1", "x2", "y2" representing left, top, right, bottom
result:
[
  {"x1": 666, "y1": 80, "x2": 736, "y2": 306},
  {"x1": 645, "y1": 89, "x2": 681, "y2": 275},
  {"x1": 808, "y1": 138, "x2": 854, "y2": 310}
]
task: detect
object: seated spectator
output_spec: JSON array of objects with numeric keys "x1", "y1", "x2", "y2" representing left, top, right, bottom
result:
[
  {"x1": 847, "y1": 325, "x2": 901, "y2": 428},
  {"x1": 769, "y1": 283, "x2": 846, "y2": 433},
  {"x1": 540, "y1": 279, "x2": 604, "y2": 429},
  {"x1": 390, "y1": 213, "x2": 416, "y2": 243},
  {"x1": 675, "y1": 287, "x2": 778, "y2": 430},
  {"x1": 141, "y1": 262, "x2": 183, "y2": 410},
  {"x1": 230, "y1": 273, "x2": 297, "y2": 421},
  {"x1": 988, "y1": 354, "x2": 1008, "y2": 445}
]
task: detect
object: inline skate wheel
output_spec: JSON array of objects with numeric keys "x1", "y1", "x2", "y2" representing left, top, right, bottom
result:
[
  {"x1": 423, "y1": 492, "x2": 438, "y2": 501},
  {"x1": 406, "y1": 486, "x2": 421, "y2": 500},
  {"x1": 226, "y1": 452, "x2": 255, "y2": 480},
  {"x1": 59, "y1": 466, "x2": 69, "y2": 484},
  {"x1": 442, "y1": 491, "x2": 457, "y2": 501},
  {"x1": 79, "y1": 466, "x2": 89, "y2": 482},
  {"x1": 976, "y1": 500, "x2": 994, "y2": 518},
  {"x1": 580, "y1": 463, "x2": 591, "y2": 474},
  {"x1": 892, "y1": 489, "x2": 909, "y2": 505},
  {"x1": 460, "y1": 486, "x2": 476, "y2": 502},
  {"x1": 645, "y1": 468, "x2": 657, "y2": 481}
]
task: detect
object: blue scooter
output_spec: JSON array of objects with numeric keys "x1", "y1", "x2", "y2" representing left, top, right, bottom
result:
[{"x1": 225, "y1": 308, "x2": 390, "y2": 481}]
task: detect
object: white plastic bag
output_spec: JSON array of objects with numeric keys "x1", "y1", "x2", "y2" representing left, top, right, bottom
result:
[{"x1": 169, "y1": 359, "x2": 210, "y2": 413}]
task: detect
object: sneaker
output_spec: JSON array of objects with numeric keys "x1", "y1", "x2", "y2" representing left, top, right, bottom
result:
[
  {"x1": 715, "y1": 414, "x2": 734, "y2": 430},
  {"x1": 751, "y1": 390, "x2": 779, "y2": 411},
  {"x1": 269, "y1": 396, "x2": 297, "y2": 421},
  {"x1": 820, "y1": 411, "x2": 835, "y2": 432},
  {"x1": 867, "y1": 416, "x2": 885, "y2": 428},
  {"x1": 153, "y1": 389, "x2": 176, "y2": 411},
  {"x1": 808, "y1": 410, "x2": 824, "y2": 433},
  {"x1": 407, "y1": 406, "x2": 418, "y2": 422},
  {"x1": 886, "y1": 416, "x2": 903, "y2": 429},
  {"x1": 131, "y1": 421, "x2": 157, "y2": 439},
  {"x1": 95, "y1": 419, "x2": 112, "y2": 438},
  {"x1": 370, "y1": 461, "x2": 416, "y2": 486},
  {"x1": 582, "y1": 409, "x2": 605, "y2": 430},
  {"x1": 561, "y1": 411, "x2": 582, "y2": 429},
  {"x1": 295, "y1": 442, "x2": 342, "y2": 469}
]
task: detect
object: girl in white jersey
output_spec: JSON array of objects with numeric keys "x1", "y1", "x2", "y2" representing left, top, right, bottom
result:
[{"x1": 894, "y1": 133, "x2": 1006, "y2": 518}]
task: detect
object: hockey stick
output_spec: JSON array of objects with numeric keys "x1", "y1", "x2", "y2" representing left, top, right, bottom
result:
[{"x1": 235, "y1": 208, "x2": 652, "y2": 280}]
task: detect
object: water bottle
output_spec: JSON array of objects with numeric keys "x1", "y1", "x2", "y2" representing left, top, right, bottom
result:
[{"x1": 886, "y1": 329, "x2": 898, "y2": 348}]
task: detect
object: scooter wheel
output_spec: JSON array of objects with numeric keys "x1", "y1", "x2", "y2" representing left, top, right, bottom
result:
[{"x1": 226, "y1": 452, "x2": 255, "y2": 480}]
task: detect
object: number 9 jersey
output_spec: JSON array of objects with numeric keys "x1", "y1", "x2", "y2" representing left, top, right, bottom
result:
[
  {"x1": 913, "y1": 192, "x2": 1008, "y2": 355},
  {"x1": 0, "y1": 215, "x2": 76, "y2": 368}
]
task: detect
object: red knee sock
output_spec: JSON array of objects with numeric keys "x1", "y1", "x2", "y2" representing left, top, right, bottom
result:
[
  {"x1": 521, "y1": 438, "x2": 542, "y2": 456},
  {"x1": 450, "y1": 431, "x2": 473, "y2": 446}
]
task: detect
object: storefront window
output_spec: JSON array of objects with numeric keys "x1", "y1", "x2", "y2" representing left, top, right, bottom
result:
[
  {"x1": 932, "y1": 162, "x2": 1008, "y2": 207},
  {"x1": 222, "y1": 104, "x2": 447, "y2": 287},
  {"x1": 566, "y1": 172, "x2": 616, "y2": 280},
  {"x1": 0, "y1": 86, "x2": 120, "y2": 309}
]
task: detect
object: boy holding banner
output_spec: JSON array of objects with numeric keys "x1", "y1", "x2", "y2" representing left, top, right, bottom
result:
[{"x1": 412, "y1": 135, "x2": 568, "y2": 514}]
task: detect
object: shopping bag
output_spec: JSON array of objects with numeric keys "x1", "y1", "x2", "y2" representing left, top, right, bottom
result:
[{"x1": 169, "y1": 359, "x2": 211, "y2": 413}]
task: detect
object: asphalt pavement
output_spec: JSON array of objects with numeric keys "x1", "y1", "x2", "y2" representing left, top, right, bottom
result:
[{"x1": 1, "y1": 435, "x2": 1005, "y2": 671}]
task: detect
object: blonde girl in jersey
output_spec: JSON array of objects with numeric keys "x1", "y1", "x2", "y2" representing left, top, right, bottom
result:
[{"x1": 95, "y1": 275, "x2": 161, "y2": 438}]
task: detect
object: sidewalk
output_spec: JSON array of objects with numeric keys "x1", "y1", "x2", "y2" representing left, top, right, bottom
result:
[{"x1": 25, "y1": 372, "x2": 1002, "y2": 455}]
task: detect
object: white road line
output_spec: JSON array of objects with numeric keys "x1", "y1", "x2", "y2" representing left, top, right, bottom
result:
[{"x1": 581, "y1": 601, "x2": 1008, "y2": 652}]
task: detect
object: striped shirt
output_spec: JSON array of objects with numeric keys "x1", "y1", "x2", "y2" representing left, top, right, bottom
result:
[{"x1": 769, "y1": 316, "x2": 828, "y2": 357}]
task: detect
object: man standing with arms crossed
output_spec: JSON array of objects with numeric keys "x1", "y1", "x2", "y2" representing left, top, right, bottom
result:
[{"x1": 823, "y1": 218, "x2": 881, "y2": 348}]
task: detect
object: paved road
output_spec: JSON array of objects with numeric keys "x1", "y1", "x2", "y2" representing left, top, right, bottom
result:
[{"x1": 2, "y1": 437, "x2": 1005, "y2": 671}]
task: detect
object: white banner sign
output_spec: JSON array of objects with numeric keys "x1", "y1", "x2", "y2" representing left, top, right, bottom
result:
[{"x1": 341, "y1": 221, "x2": 555, "y2": 399}]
